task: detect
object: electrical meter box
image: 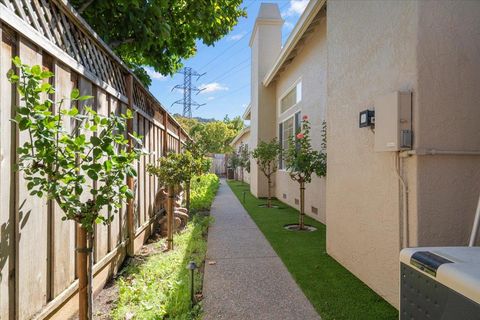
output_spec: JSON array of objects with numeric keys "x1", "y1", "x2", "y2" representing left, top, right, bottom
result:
[{"x1": 374, "y1": 91, "x2": 412, "y2": 152}]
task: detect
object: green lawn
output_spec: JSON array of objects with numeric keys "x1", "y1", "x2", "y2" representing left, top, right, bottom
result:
[{"x1": 227, "y1": 180, "x2": 398, "y2": 320}]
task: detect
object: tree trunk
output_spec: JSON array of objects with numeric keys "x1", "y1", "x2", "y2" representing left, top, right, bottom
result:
[
  {"x1": 186, "y1": 180, "x2": 191, "y2": 216},
  {"x1": 267, "y1": 176, "x2": 272, "y2": 208},
  {"x1": 299, "y1": 181, "x2": 305, "y2": 230},
  {"x1": 167, "y1": 185, "x2": 175, "y2": 250},
  {"x1": 77, "y1": 226, "x2": 88, "y2": 320}
]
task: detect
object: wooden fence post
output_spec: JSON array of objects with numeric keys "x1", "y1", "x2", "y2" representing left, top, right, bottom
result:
[
  {"x1": 167, "y1": 185, "x2": 174, "y2": 250},
  {"x1": 163, "y1": 111, "x2": 168, "y2": 156},
  {"x1": 177, "y1": 125, "x2": 181, "y2": 153},
  {"x1": 125, "y1": 74, "x2": 135, "y2": 256}
]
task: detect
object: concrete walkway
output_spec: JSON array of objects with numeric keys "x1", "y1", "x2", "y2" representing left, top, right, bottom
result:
[{"x1": 203, "y1": 180, "x2": 320, "y2": 320}]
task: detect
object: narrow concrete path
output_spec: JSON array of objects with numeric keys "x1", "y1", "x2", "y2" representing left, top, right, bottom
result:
[{"x1": 203, "y1": 180, "x2": 320, "y2": 320}]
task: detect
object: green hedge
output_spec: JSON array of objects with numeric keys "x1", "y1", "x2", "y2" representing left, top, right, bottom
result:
[{"x1": 190, "y1": 173, "x2": 220, "y2": 213}]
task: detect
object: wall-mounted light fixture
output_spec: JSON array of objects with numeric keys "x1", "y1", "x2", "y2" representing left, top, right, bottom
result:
[{"x1": 359, "y1": 109, "x2": 375, "y2": 128}]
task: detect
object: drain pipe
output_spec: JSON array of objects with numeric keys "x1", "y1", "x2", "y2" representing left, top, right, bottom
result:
[
  {"x1": 468, "y1": 194, "x2": 480, "y2": 247},
  {"x1": 394, "y1": 153, "x2": 409, "y2": 249},
  {"x1": 404, "y1": 149, "x2": 480, "y2": 156}
]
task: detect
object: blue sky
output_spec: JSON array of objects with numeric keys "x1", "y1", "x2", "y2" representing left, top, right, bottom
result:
[{"x1": 147, "y1": 0, "x2": 308, "y2": 120}]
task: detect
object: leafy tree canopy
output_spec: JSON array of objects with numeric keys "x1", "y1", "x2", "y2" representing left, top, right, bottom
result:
[
  {"x1": 252, "y1": 138, "x2": 281, "y2": 179},
  {"x1": 189, "y1": 116, "x2": 244, "y2": 154},
  {"x1": 284, "y1": 117, "x2": 327, "y2": 184},
  {"x1": 71, "y1": 0, "x2": 246, "y2": 86}
]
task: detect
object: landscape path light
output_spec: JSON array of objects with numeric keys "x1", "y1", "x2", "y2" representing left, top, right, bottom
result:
[{"x1": 186, "y1": 261, "x2": 198, "y2": 307}]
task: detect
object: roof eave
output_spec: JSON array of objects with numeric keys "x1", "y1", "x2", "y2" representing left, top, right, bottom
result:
[{"x1": 263, "y1": 0, "x2": 327, "y2": 86}]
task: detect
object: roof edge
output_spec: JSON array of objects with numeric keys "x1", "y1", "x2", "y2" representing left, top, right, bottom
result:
[
  {"x1": 230, "y1": 127, "x2": 251, "y2": 147},
  {"x1": 263, "y1": 0, "x2": 326, "y2": 86}
]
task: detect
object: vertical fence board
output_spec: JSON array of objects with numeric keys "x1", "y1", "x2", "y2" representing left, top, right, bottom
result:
[
  {"x1": 76, "y1": 75, "x2": 93, "y2": 279},
  {"x1": 132, "y1": 110, "x2": 139, "y2": 229},
  {"x1": 144, "y1": 120, "x2": 150, "y2": 222},
  {"x1": 137, "y1": 115, "x2": 145, "y2": 227},
  {"x1": 51, "y1": 61, "x2": 76, "y2": 297},
  {"x1": 0, "y1": 27, "x2": 15, "y2": 320},
  {"x1": 94, "y1": 88, "x2": 109, "y2": 261},
  {"x1": 109, "y1": 97, "x2": 121, "y2": 247},
  {"x1": 16, "y1": 37, "x2": 48, "y2": 320},
  {"x1": 120, "y1": 102, "x2": 128, "y2": 242}
]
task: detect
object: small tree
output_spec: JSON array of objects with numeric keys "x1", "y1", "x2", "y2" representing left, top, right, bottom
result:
[
  {"x1": 9, "y1": 58, "x2": 141, "y2": 320},
  {"x1": 238, "y1": 142, "x2": 250, "y2": 183},
  {"x1": 147, "y1": 151, "x2": 203, "y2": 249},
  {"x1": 284, "y1": 116, "x2": 327, "y2": 230},
  {"x1": 228, "y1": 151, "x2": 241, "y2": 180},
  {"x1": 252, "y1": 138, "x2": 281, "y2": 208}
]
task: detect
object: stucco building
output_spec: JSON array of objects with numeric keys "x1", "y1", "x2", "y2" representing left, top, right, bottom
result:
[
  {"x1": 230, "y1": 126, "x2": 251, "y2": 184},
  {"x1": 242, "y1": 0, "x2": 480, "y2": 308}
]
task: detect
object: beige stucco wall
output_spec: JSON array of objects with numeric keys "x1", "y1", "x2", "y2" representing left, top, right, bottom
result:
[
  {"x1": 231, "y1": 130, "x2": 251, "y2": 184},
  {"x1": 326, "y1": 0, "x2": 418, "y2": 308},
  {"x1": 413, "y1": 0, "x2": 480, "y2": 246},
  {"x1": 272, "y1": 14, "x2": 327, "y2": 223},
  {"x1": 327, "y1": 0, "x2": 480, "y2": 308}
]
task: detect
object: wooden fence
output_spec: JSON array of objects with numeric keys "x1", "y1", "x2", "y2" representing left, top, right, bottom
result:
[{"x1": 0, "y1": 0, "x2": 189, "y2": 318}]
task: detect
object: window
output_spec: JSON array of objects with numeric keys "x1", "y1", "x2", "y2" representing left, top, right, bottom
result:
[
  {"x1": 280, "y1": 81, "x2": 302, "y2": 114},
  {"x1": 279, "y1": 112, "x2": 301, "y2": 169}
]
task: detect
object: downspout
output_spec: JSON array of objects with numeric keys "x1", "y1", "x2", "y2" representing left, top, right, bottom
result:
[
  {"x1": 403, "y1": 149, "x2": 480, "y2": 156},
  {"x1": 394, "y1": 153, "x2": 409, "y2": 249}
]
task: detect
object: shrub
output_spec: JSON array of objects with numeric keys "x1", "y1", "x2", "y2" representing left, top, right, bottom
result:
[{"x1": 190, "y1": 174, "x2": 220, "y2": 213}]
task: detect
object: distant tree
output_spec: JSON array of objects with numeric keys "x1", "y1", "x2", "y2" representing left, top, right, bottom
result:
[
  {"x1": 252, "y1": 139, "x2": 281, "y2": 208},
  {"x1": 228, "y1": 151, "x2": 241, "y2": 180},
  {"x1": 238, "y1": 142, "x2": 250, "y2": 182},
  {"x1": 71, "y1": 0, "x2": 246, "y2": 86},
  {"x1": 174, "y1": 115, "x2": 200, "y2": 134},
  {"x1": 190, "y1": 118, "x2": 243, "y2": 154},
  {"x1": 284, "y1": 116, "x2": 327, "y2": 230}
]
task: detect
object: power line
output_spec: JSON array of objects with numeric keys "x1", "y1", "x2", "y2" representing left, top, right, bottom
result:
[
  {"x1": 206, "y1": 57, "x2": 250, "y2": 83},
  {"x1": 213, "y1": 83, "x2": 250, "y2": 102}
]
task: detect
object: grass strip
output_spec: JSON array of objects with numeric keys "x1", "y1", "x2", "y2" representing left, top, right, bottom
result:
[
  {"x1": 111, "y1": 175, "x2": 219, "y2": 319},
  {"x1": 111, "y1": 215, "x2": 212, "y2": 320},
  {"x1": 227, "y1": 180, "x2": 398, "y2": 320}
]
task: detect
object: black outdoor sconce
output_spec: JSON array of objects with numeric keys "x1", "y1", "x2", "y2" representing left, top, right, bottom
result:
[
  {"x1": 359, "y1": 109, "x2": 375, "y2": 128},
  {"x1": 186, "y1": 261, "x2": 198, "y2": 307}
]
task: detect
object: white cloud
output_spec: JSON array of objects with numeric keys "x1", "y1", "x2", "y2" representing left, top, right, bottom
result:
[
  {"x1": 199, "y1": 82, "x2": 229, "y2": 94},
  {"x1": 229, "y1": 32, "x2": 246, "y2": 41},
  {"x1": 283, "y1": 0, "x2": 309, "y2": 17},
  {"x1": 145, "y1": 67, "x2": 166, "y2": 80},
  {"x1": 207, "y1": 96, "x2": 215, "y2": 101}
]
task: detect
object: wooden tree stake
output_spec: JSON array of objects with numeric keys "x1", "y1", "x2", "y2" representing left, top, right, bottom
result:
[{"x1": 167, "y1": 185, "x2": 175, "y2": 250}]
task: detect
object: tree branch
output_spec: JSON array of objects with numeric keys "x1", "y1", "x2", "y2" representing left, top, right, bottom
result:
[
  {"x1": 78, "y1": 0, "x2": 95, "y2": 14},
  {"x1": 109, "y1": 38, "x2": 135, "y2": 49}
]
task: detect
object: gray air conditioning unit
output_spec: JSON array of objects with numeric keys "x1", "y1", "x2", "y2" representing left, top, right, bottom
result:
[{"x1": 400, "y1": 247, "x2": 480, "y2": 320}]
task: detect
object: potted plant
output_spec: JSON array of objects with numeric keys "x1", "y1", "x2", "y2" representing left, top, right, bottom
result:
[
  {"x1": 284, "y1": 116, "x2": 326, "y2": 230},
  {"x1": 252, "y1": 138, "x2": 281, "y2": 208},
  {"x1": 9, "y1": 58, "x2": 142, "y2": 319}
]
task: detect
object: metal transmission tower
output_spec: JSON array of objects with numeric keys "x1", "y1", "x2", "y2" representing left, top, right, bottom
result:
[{"x1": 171, "y1": 67, "x2": 206, "y2": 118}]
